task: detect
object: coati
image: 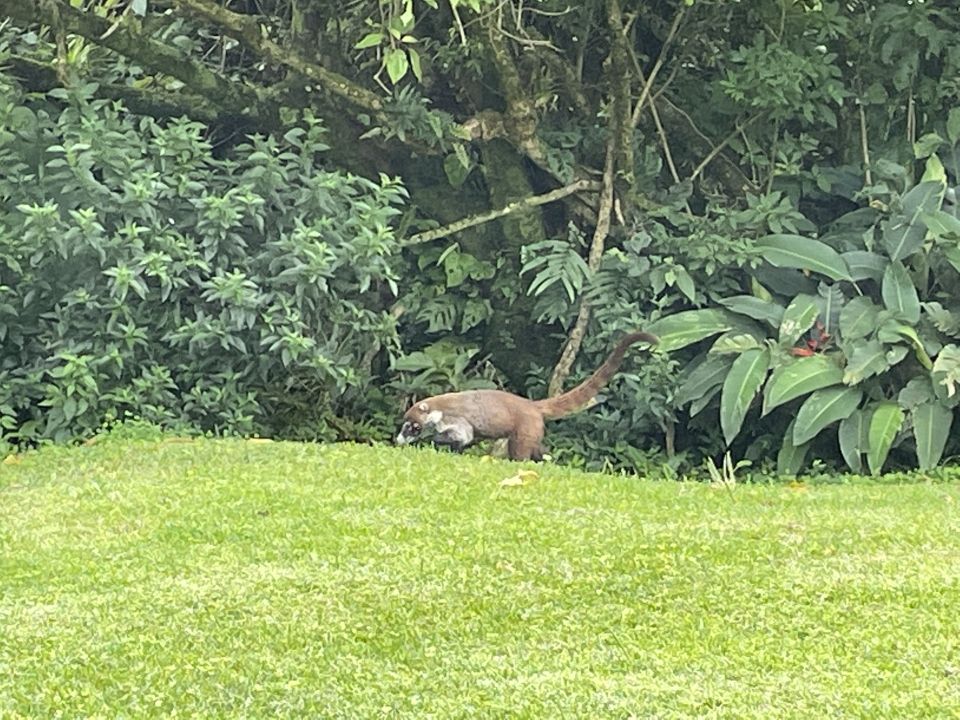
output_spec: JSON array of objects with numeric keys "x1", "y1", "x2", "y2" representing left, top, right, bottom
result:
[{"x1": 395, "y1": 330, "x2": 658, "y2": 460}]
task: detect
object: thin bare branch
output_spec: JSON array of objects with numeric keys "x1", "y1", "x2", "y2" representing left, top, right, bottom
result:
[
  {"x1": 403, "y1": 179, "x2": 598, "y2": 247},
  {"x1": 629, "y1": 6, "x2": 686, "y2": 130},
  {"x1": 858, "y1": 98, "x2": 873, "y2": 190},
  {"x1": 547, "y1": 142, "x2": 616, "y2": 397}
]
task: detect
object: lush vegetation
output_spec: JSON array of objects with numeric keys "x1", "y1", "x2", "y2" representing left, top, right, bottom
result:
[
  {"x1": 1, "y1": 436, "x2": 959, "y2": 717},
  {"x1": 2, "y1": 0, "x2": 960, "y2": 474}
]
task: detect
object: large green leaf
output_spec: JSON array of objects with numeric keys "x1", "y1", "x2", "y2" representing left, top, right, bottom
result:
[
  {"x1": 645, "y1": 309, "x2": 732, "y2": 353},
  {"x1": 778, "y1": 294, "x2": 819, "y2": 346},
  {"x1": 720, "y1": 348, "x2": 770, "y2": 445},
  {"x1": 842, "y1": 340, "x2": 890, "y2": 385},
  {"x1": 690, "y1": 385, "x2": 721, "y2": 417},
  {"x1": 913, "y1": 402, "x2": 953, "y2": 470},
  {"x1": 898, "y1": 376, "x2": 935, "y2": 411},
  {"x1": 777, "y1": 419, "x2": 811, "y2": 477},
  {"x1": 944, "y1": 246, "x2": 960, "y2": 276},
  {"x1": 881, "y1": 261, "x2": 920, "y2": 323},
  {"x1": 949, "y1": 107, "x2": 960, "y2": 145},
  {"x1": 882, "y1": 180, "x2": 944, "y2": 261},
  {"x1": 793, "y1": 386, "x2": 863, "y2": 445},
  {"x1": 841, "y1": 251, "x2": 888, "y2": 282},
  {"x1": 838, "y1": 296, "x2": 880, "y2": 341},
  {"x1": 762, "y1": 354, "x2": 843, "y2": 415},
  {"x1": 838, "y1": 409, "x2": 869, "y2": 473},
  {"x1": 675, "y1": 354, "x2": 732, "y2": 407},
  {"x1": 757, "y1": 234, "x2": 852, "y2": 282},
  {"x1": 922, "y1": 209, "x2": 960, "y2": 239},
  {"x1": 932, "y1": 344, "x2": 960, "y2": 406},
  {"x1": 718, "y1": 295, "x2": 784, "y2": 328},
  {"x1": 710, "y1": 332, "x2": 762, "y2": 355},
  {"x1": 815, "y1": 283, "x2": 844, "y2": 335},
  {"x1": 867, "y1": 402, "x2": 905, "y2": 475},
  {"x1": 876, "y1": 321, "x2": 932, "y2": 369}
]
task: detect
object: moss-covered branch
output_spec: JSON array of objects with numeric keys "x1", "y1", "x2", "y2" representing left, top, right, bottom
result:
[
  {"x1": 606, "y1": 0, "x2": 635, "y2": 187},
  {"x1": 171, "y1": 0, "x2": 385, "y2": 117},
  {"x1": 0, "y1": 0, "x2": 275, "y2": 124},
  {"x1": 6, "y1": 54, "x2": 225, "y2": 124},
  {"x1": 403, "y1": 179, "x2": 596, "y2": 247},
  {"x1": 479, "y1": 9, "x2": 548, "y2": 169}
]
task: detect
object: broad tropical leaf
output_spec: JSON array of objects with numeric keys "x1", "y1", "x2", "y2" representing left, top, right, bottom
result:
[
  {"x1": 757, "y1": 234, "x2": 852, "y2": 282},
  {"x1": 842, "y1": 340, "x2": 890, "y2": 385},
  {"x1": 866, "y1": 402, "x2": 904, "y2": 475},
  {"x1": 720, "y1": 348, "x2": 770, "y2": 445},
  {"x1": 876, "y1": 321, "x2": 932, "y2": 369},
  {"x1": 913, "y1": 402, "x2": 953, "y2": 470},
  {"x1": 838, "y1": 409, "x2": 869, "y2": 473},
  {"x1": 710, "y1": 332, "x2": 762, "y2": 355},
  {"x1": 898, "y1": 376, "x2": 935, "y2": 411},
  {"x1": 932, "y1": 344, "x2": 960, "y2": 406},
  {"x1": 839, "y1": 297, "x2": 881, "y2": 341},
  {"x1": 841, "y1": 251, "x2": 887, "y2": 282},
  {"x1": 816, "y1": 282, "x2": 844, "y2": 335},
  {"x1": 923, "y1": 302, "x2": 960, "y2": 337},
  {"x1": 793, "y1": 386, "x2": 862, "y2": 445},
  {"x1": 762, "y1": 354, "x2": 843, "y2": 415},
  {"x1": 882, "y1": 180, "x2": 944, "y2": 260},
  {"x1": 645, "y1": 309, "x2": 732, "y2": 353},
  {"x1": 777, "y1": 419, "x2": 811, "y2": 477},
  {"x1": 718, "y1": 295, "x2": 784, "y2": 328},
  {"x1": 675, "y1": 354, "x2": 733, "y2": 407},
  {"x1": 922, "y1": 209, "x2": 960, "y2": 239},
  {"x1": 690, "y1": 385, "x2": 721, "y2": 417},
  {"x1": 779, "y1": 294, "x2": 819, "y2": 346},
  {"x1": 881, "y1": 261, "x2": 920, "y2": 323}
]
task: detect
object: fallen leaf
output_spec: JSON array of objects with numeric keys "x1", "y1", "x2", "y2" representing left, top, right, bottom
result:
[
  {"x1": 498, "y1": 469, "x2": 539, "y2": 487},
  {"x1": 2, "y1": 454, "x2": 20, "y2": 465}
]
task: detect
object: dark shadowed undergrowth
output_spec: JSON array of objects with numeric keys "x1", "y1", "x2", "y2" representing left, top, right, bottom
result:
[{"x1": 1, "y1": 436, "x2": 959, "y2": 718}]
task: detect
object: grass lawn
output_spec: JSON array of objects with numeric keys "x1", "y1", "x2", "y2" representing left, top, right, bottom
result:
[{"x1": 2, "y1": 437, "x2": 960, "y2": 718}]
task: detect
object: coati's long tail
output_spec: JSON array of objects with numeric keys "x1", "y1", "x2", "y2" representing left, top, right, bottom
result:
[{"x1": 535, "y1": 331, "x2": 658, "y2": 420}]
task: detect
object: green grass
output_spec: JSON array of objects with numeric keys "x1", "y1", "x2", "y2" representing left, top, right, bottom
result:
[{"x1": 2, "y1": 437, "x2": 960, "y2": 718}]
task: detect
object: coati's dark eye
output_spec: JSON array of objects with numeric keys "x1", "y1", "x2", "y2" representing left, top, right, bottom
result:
[{"x1": 412, "y1": 423, "x2": 421, "y2": 431}]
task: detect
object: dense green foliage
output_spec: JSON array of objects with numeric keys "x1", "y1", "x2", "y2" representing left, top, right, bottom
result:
[
  {"x1": 1, "y1": 0, "x2": 959, "y2": 473},
  {"x1": 0, "y1": 78, "x2": 405, "y2": 446},
  {"x1": 3, "y1": 436, "x2": 960, "y2": 717}
]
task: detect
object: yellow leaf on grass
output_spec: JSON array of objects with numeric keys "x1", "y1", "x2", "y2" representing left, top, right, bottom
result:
[
  {"x1": 2, "y1": 454, "x2": 20, "y2": 465},
  {"x1": 499, "y1": 469, "x2": 539, "y2": 487}
]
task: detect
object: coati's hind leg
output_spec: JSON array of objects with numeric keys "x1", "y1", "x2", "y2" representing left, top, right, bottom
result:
[{"x1": 507, "y1": 414, "x2": 545, "y2": 461}]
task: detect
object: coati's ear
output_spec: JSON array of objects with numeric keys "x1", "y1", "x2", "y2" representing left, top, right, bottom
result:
[{"x1": 417, "y1": 402, "x2": 428, "y2": 412}]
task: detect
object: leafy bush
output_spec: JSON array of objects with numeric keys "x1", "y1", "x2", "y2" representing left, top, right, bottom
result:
[
  {"x1": 0, "y1": 78, "x2": 406, "y2": 446},
  {"x1": 656, "y1": 128, "x2": 960, "y2": 475}
]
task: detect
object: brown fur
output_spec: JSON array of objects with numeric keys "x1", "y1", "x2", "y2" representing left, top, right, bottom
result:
[{"x1": 395, "y1": 331, "x2": 658, "y2": 460}]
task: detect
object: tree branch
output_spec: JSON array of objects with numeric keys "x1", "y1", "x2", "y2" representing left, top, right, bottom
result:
[
  {"x1": 607, "y1": 0, "x2": 634, "y2": 185},
  {"x1": 171, "y1": 0, "x2": 385, "y2": 117},
  {"x1": 548, "y1": 142, "x2": 616, "y2": 397},
  {"x1": 0, "y1": 0, "x2": 275, "y2": 124},
  {"x1": 5, "y1": 54, "x2": 225, "y2": 124},
  {"x1": 403, "y1": 179, "x2": 598, "y2": 247},
  {"x1": 628, "y1": 5, "x2": 685, "y2": 131}
]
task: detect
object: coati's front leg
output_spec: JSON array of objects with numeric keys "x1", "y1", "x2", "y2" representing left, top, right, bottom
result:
[
  {"x1": 431, "y1": 416, "x2": 474, "y2": 453},
  {"x1": 433, "y1": 428, "x2": 467, "y2": 453}
]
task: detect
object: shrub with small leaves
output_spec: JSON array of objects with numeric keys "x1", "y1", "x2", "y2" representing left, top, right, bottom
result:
[{"x1": 0, "y1": 78, "x2": 406, "y2": 444}]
